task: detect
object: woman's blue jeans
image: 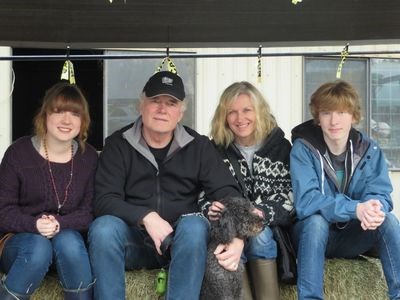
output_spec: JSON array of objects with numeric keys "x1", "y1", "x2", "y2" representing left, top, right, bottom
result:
[
  {"x1": 293, "y1": 213, "x2": 400, "y2": 300},
  {"x1": 242, "y1": 226, "x2": 277, "y2": 262},
  {"x1": 0, "y1": 229, "x2": 93, "y2": 297},
  {"x1": 88, "y1": 214, "x2": 209, "y2": 300}
]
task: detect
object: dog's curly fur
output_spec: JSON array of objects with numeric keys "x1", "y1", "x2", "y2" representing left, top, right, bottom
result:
[{"x1": 200, "y1": 197, "x2": 264, "y2": 300}]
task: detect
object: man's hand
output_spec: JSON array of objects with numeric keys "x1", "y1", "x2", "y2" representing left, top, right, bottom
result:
[
  {"x1": 214, "y1": 237, "x2": 244, "y2": 272},
  {"x1": 208, "y1": 201, "x2": 225, "y2": 221},
  {"x1": 36, "y1": 215, "x2": 60, "y2": 239},
  {"x1": 356, "y1": 200, "x2": 385, "y2": 230},
  {"x1": 142, "y1": 212, "x2": 173, "y2": 255}
]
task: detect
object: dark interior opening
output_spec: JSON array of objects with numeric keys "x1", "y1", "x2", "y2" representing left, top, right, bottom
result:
[{"x1": 12, "y1": 48, "x2": 104, "y2": 150}]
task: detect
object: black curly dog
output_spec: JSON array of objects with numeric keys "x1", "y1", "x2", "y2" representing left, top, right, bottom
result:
[{"x1": 200, "y1": 196, "x2": 264, "y2": 300}]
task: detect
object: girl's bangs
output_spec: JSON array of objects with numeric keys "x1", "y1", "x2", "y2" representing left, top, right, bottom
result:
[{"x1": 49, "y1": 96, "x2": 84, "y2": 115}]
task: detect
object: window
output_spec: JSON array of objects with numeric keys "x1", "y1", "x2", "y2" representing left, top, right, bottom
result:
[
  {"x1": 104, "y1": 50, "x2": 196, "y2": 137},
  {"x1": 371, "y1": 59, "x2": 400, "y2": 169},
  {"x1": 304, "y1": 56, "x2": 400, "y2": 170},
  {"x1": 304, "y1": 57, "x2": 368, "y2": 133}
]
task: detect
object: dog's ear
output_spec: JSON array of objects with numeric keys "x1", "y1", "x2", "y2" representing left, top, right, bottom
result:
[
  {"x1": 211, "y1": 210, "x2": 238, "y2": 244},
  {"x1": 227, "y1": 198, "x2": 264, "y2": 238},
  {"x1": 239, "y1": 212, "x2": 264, "y2": 238}
]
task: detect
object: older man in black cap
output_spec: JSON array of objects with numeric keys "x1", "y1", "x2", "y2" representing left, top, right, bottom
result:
[{"x1": 88, "y1": 71, "x2": 241, "y2": 300}]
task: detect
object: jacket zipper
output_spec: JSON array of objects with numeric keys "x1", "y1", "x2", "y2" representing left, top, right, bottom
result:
[{"x1": 155, "y1": 170, "x2": 162, "y2": 214}]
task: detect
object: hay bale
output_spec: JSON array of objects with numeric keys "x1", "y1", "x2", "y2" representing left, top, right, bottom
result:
[
  {"x1": 32, "y1": 273, "x2": 61, "y2": 300},
  {"x1": 28, "y1": 257, "x2": 387, "y2": 299},
  {"x1": 280, "y1": 257, "x2": 388, "y2": 300},
  {"x1": 125, "y1": 269, "x2": 159, "y2": 300},
  {"x1": 323, "y1": 257, "x2": 387, "y2": 300},
  {"x1": 31, "y1": 269, "x2": 161, "y2": 300}
]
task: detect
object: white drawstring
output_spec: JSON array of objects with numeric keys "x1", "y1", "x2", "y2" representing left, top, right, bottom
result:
[
  {"x1": 318, "y1": 151, "x2": 325, "y2": 195},
  {"x1": 349, "y1": 140, "x2": 355, "y2": 176}
]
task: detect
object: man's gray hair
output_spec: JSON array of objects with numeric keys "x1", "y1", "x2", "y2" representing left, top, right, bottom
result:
[{"x1": 137, "y1": 92, "x2": 187, "y2": 113}]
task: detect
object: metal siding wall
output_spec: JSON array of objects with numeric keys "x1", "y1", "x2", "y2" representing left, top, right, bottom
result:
[
  {"x1": 195, "y1": 48, "x2": 303, "y2": 140},
  {"x1": 0, "y1": 47, "x2": 12, "y2": 160},
  {"x1": 196, "y1": 48, "x2": 259, "y2": 136}
]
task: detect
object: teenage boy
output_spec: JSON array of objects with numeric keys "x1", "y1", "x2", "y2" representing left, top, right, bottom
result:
[{"x1": 290, "y1": 80, "x2": 400, "y2": 300}]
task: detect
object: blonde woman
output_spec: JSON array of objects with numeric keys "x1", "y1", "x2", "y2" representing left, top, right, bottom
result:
[{"x1": 207, "y1": 81, "x2": 294, "y2": 299}]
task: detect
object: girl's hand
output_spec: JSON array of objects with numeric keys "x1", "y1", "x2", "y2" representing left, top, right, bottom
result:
[{"x1": 36, "y1": 215, "x2": 60, "y2": 238}]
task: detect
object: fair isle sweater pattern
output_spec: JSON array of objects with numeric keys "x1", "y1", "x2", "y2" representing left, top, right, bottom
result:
[{"x1": 224, "y1": 151, "x2": 293, "y2": 226}]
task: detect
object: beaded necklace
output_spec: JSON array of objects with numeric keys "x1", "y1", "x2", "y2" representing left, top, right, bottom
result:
[{"x1": 43, "y1": 139, "x2": 74, "y2": 214}]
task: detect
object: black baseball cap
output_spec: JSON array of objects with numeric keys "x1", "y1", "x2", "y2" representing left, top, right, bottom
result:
[{"x1": 143, "y1": 71, "x2": 185, "y2": 101}]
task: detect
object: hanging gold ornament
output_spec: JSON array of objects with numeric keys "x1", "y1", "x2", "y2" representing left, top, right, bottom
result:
[
  {"x1": 156, "y1": 56, "x2": 178, "y2": 74},
  {"x1": 336, "y1": 43, "x2": 349, "y2": 79},
  {"x1": 61, "y1": 60, "x2": 76, "y2": 84}
]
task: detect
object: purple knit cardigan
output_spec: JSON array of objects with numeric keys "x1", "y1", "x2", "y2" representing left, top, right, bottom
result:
[{"x1": 0, "y1": 136, "x2": 97, "y2": 234}]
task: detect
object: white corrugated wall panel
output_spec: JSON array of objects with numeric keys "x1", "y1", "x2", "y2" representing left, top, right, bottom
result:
[
  {"x1": 195, "y1": 48, "x2": 303, "y2": 140},
  {"x1": 0, "y1": 47, "x2": 12, "y2": 160}
]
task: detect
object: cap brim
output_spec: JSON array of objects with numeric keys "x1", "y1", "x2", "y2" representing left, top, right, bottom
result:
[{"x1": 147, "y1": 93, "x2": 184, "y2": 101}]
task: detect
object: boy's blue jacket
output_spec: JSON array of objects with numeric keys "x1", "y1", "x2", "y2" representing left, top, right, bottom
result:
[{"x1": 290, "y1": 120, "x2": 393, "y2": 222}]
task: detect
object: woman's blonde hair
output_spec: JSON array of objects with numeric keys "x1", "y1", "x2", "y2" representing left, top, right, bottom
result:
[
  {"x1": 210, "y1": 81, "x2": 277, "y2": 147},
  {"x1": 310, "y1": 80, "x2": 362, "y2": 124},
  {"x1": 34, "y1": 82, "x2": 90, "y2": 151}
]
